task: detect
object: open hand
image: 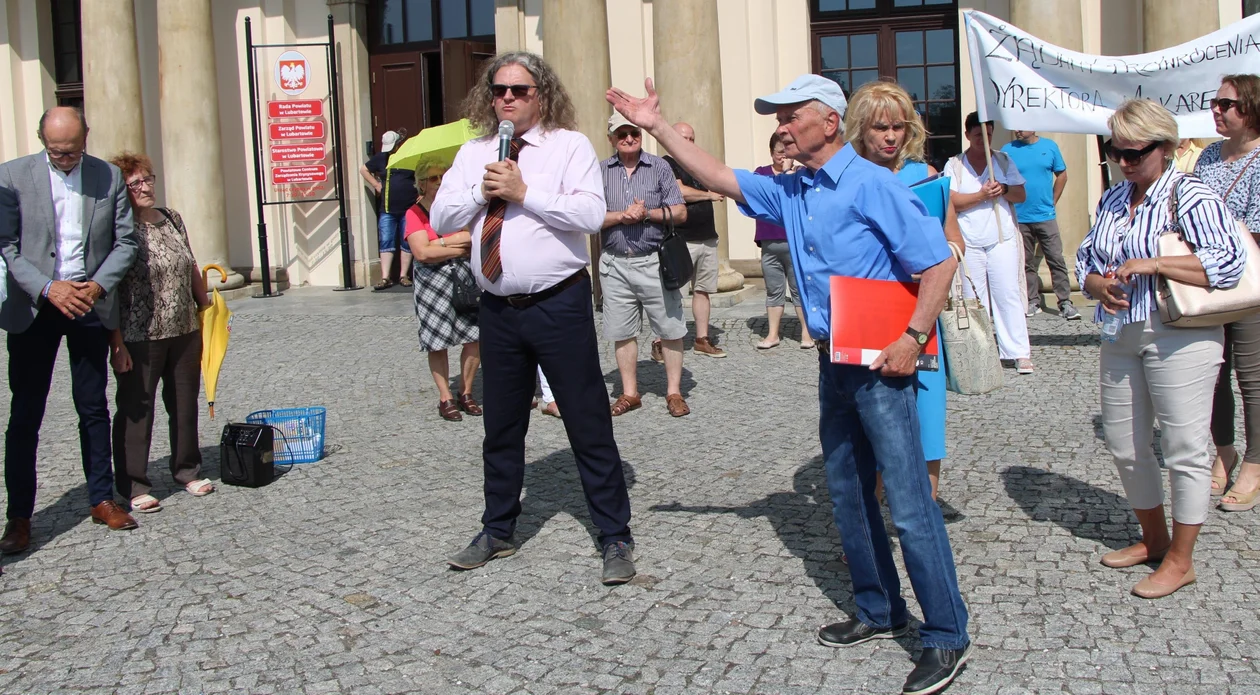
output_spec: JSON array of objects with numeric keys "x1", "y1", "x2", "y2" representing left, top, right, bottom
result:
[{"x1": 606, "y1": 78, "x2": 666, "y2": 133}]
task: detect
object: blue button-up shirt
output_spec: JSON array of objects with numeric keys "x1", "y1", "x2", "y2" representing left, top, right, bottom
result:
[{"x1": 735, "y1": 144, "x2": 951, "y2": 339}]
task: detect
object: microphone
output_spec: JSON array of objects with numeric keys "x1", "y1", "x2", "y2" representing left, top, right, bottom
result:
[{"x1": 497, "y1": 120, "x2": 515, "y2": 162}]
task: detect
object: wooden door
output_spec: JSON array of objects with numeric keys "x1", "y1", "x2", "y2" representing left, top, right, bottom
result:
[
  {"x1": 369, "y1": 51, "x2": 426, "y2": 150},
  {"x1": 440, "y1": 40, "x2": 497, "y2": 125}
]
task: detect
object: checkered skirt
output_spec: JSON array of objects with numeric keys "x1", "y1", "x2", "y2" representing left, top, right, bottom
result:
[{"x1": 412, "y1": 259, "x2": 479, "y2": 352}]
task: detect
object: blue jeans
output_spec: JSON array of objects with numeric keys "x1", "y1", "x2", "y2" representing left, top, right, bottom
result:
[
  {"x1": 377, "y1": 212, "x2": 410, "y2": 253},
  {"x1": 818, "y1": 355, "x2": 969, "y2": 650}
]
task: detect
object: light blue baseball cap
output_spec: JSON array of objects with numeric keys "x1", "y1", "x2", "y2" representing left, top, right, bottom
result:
[{"x1": 754, "y1": 74, "x2": 848, "y2": 117}]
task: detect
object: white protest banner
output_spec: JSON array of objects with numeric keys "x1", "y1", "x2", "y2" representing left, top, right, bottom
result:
[{"x1": 964, "y1": 10, "x2": 1260, "y2": 137}]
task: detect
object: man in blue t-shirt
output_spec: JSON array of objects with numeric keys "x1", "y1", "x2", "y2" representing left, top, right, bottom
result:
[{"x1": 1000, "y1": 131, "x2": 1079, "y2": 320}]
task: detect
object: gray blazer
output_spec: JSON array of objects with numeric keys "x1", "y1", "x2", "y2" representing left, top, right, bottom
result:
[{"x1": 0, "y1": 153, "x2": 136, "y2": 332}]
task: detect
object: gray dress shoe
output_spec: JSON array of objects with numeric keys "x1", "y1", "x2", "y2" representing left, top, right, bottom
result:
[
  {"x1": 601, "y1": 541, "x2": 636, "y2": 585},
  {"x1": 448, "y1": 531, "x2": 517, "y2": 569}
]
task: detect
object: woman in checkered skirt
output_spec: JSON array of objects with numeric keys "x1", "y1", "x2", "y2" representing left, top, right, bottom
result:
[{"x1": 404, "y1": 164, "x2": 481, "y2": 422}]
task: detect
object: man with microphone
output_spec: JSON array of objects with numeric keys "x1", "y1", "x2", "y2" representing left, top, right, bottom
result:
[{"x1": 432, "y1": 52, "x2": 637, "y2": 586}]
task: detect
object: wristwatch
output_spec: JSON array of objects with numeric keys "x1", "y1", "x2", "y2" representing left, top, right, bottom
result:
[
  {"x1": 904, "y1": 326, "x2": 929, "y2": 348},
  {"x1": 1000, "y1": 182, "x2": 1010, "y2": 195}
]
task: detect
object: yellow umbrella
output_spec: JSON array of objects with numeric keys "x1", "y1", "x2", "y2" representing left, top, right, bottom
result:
[
  {"x1": 386, "y1": 119, "x2": 480, "y2": 172},
  {"x1": 199, "y1": 264, "x2": 232, "y2": 418}
]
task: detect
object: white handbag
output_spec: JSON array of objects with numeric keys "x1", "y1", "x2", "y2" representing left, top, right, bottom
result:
[{"x1": 939, "y1": 242, "x2": 1004, "y2": 394}]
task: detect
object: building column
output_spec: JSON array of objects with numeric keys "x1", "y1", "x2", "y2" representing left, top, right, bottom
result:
[
  {"x1": 81, "y1": 0, "x2": 145, "y2": 158},
  {"x1": 652, "y1": 0, "x2": 743, "y2": 292},
  {"x1": 155, "y1": 0, "x2": 244, "y2": 289},
  {"x1": 329, "y1": 0, "x2": 373, "y2": 287},
  {"x1": 1008, "y1": 0, "x2": 1089, "y2": 294},
  {"x1": 541, "y1": 1, "x2": 612, "y2": 160},
  {"x1": 1144, "y1": 0, "x2": 1219, "y2": 51}
]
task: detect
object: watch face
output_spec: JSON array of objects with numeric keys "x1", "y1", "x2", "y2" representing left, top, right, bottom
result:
[{"x1": 916, "y1": 332, "x2": 929, "y2": 345}]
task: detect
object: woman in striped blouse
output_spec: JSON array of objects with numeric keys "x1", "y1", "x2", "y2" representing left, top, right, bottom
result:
[{"x1": 1076, "y1": 98, "x2": 1245, "y2": 599}]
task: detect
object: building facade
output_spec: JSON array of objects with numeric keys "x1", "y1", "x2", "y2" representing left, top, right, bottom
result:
[{"x1": 0, "y1": 0, "x2": 1250, "y2": 289}]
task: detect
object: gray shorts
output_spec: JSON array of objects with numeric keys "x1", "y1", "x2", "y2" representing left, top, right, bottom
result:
[
  {"x1": 688, "y1": 238, "x2": 719, "y2": 293},
  {"x1": 759, "y1": 240, "x2": 798, "y2": 307},
  {"x1": 599, "y1": 253, "x2": 687, "y2": 341}
]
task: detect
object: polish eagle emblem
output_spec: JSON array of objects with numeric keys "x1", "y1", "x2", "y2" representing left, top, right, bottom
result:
[{"x1": 275, "y1": 51, "x2": 309, "y2": 96}]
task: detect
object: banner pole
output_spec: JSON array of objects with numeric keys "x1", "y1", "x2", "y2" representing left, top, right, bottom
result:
[
  {"x1": 327, "y1": 13, "x2": 361, "y2": 291},
  {"x1": 245, "y1": 17, "x2": 279, "y2": 298}
]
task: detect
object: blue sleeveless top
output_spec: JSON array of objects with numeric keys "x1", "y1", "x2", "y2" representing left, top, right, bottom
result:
[{"x1": 896, "y1": 161, "x2": 930, "y2": 187}]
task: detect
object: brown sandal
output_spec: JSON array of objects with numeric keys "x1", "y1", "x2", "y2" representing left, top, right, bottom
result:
[
  {"x1": 373, "y1": 279, "x2": 395, "y2": 291},
  {"x1": 399, "y1": 276, "x2": 413, "y2": 287},
  {"x1": 610, "y1": 394, "x2": 641, "y2": 416},
  {"x1": 666, "y1": 393, "x2": 690, "y2": 417},
  {"x1": 438, "y1": 399, "x2": 463, "y2": 421},
  {"x1": 458, "y1": 394, "x2": 483, "y2": 416}
]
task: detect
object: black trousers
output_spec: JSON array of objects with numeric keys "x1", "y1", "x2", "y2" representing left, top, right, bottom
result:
[
  {"x1": 5, "y1": 305, "x2": 114, "y2": 519},
  {"x1": 478, "y1": 275, "x2": 632, "y2": 547}
]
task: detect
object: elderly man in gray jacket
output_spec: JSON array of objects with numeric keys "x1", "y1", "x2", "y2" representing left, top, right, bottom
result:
[{"x1": 0, "y1": 106, "x2": 139, "y2": 555}]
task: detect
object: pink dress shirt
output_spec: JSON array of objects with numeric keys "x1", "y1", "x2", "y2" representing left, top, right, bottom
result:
[{"x1": 430, "y1": 126, "x2": 606, "y2": 296}]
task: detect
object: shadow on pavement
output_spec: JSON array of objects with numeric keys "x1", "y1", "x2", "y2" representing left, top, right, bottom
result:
[
  {"x1": 513, "y1": 450, "x2": 637, "y2": 551},
  {"x1": 603, "y1": 361, "x2": 697, "y2": 399},
  {"x1": 1001, "y1": 465, "x2": 1134, "y2": 551},
  {"x1": 2, "y1": 482, "x2": 90, "y2": 568}
]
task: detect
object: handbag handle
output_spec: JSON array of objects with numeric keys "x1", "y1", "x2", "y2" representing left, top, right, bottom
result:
[
  {"x1": 946, "y1": 241, "x2": 974, "y2": 330},
  {"x1": 660, "y1": 203, "x2": 674, "y2": 237}
]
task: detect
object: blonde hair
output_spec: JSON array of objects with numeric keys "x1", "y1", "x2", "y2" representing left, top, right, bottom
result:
[
  {"x1": 844, "y1": 80, "x2": 928, "y2": 171},
  {"x1": 1108, "y1": 99, "x2": 1179, "y2": 152}
]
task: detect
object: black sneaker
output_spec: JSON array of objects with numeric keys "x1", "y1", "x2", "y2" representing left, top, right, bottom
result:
[
  {"x1": 447, "y1": 530, "x2": 517, "y2": 569},
  {"x1": 816, "y1": 617, "x2": 909, "y2": 647},
  {"x1": 601, "y1": 541, "x2": 636, "y2": 585},
  {"x1": 903, "y1": 643, "x2": 972, "y2": 695}
]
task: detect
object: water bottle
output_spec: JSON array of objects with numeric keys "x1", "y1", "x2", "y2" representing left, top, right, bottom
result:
[{"x1": 1100, "y1": 308, "x2": 1127, "y2": 342}]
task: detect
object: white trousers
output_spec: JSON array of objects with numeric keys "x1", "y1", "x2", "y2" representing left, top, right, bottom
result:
[
  {"x1": 963, "y1": 236, "x2": 1031, "y2": 360},
  {"x1": 538, "y1": 366, "x2": 554, "y2": 404},
  {"x1": 1100, "y1": 317, "x2": 1223, "y2": 524}
]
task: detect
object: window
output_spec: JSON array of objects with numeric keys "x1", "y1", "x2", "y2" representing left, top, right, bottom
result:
[
  {"x1": 813, "y1": 0, "x2": 954, "y2": 17},
  {"x1": 1247, "y1": 0, "x2": 1260, "y2": 16},
  {"x1": 372, "y1": 0, "x2": 494, "y2": 49},
  {"x1": 50, "y1": 0, "x2": 83, "y2": 108}
]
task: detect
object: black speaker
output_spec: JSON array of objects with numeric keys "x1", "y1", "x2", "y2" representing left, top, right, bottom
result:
[{"x1": 219, "y1": 423, "x2": 275, "y2": 487}]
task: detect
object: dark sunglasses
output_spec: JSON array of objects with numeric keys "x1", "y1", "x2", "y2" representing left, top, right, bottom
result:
[
  {"x1": 614, "y1": 128, "x2": 642, "y2": 140},
  {"x1": 1211, "y1": 97, "x2": 1241, "y2": 113},
  {"x1": 1106, "y1": 140, "x2": 1161, "y2": 165},
  {"x1": 490, "y1": 83, "x2": 537, "y2": 99}
]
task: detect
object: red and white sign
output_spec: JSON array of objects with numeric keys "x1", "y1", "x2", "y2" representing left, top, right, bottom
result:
[
  {"x1": 268, "y1": 100, "x2": 323, "y2": 118},
  {"x1": 269, "y1": 121, "x2": 324, "y2": 140},
  {"x1": 272, "y1": 165, "x2": 328, "y2": 185},
  {"x1": 275, "y1": 50, "x2": 310, "y2": 97},
  {"x1": 270, "y1": 144, "x2": 326, "y2": 162}
]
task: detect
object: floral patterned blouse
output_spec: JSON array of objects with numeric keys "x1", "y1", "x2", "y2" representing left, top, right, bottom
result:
[{"x1": 117, "y1": 208, "x2": 200, "y2": 343}]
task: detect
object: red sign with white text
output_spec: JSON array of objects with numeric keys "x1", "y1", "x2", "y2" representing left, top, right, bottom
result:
[
  {"x1": 269, "y1": 121, "x2": 324, "y2": 140},
  {"x1": 270, "y1": 144, "x2": 326, "y2": 162},
  {"x1": 268, "y1": 100, "x2": 323, "y2": 118},
  {"x1": 272, "y1": 165, "x2": 328, "y2": 185}
]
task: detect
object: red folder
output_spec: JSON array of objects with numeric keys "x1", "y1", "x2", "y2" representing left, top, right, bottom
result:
[{"x1": 829, "y1": 276, "x2": 939, "y2": 371}]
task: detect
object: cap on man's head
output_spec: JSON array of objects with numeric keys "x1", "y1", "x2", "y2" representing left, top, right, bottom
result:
[
  {"x1": 754, "y1": 74, "x2": 848, "y2": 117},
  {"x1": 608, "y1": 111, "x2": 636, "y2": 135},
  {"x1": 381, "y1": 130, "x2": 402, "y2": 153}
]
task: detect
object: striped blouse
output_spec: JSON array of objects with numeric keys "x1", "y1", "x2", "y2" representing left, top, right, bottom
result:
[{"x1": 1075, "y1": 165, "x2": 1245, "y2": 325}]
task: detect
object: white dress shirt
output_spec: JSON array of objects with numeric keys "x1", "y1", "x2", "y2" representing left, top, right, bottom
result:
[
  {"x1": 48, "y1": 154, "x2": 87, "y2": 281},
  {"x1": 431, "y1": 127, "x2": 606, "y2": 296}
]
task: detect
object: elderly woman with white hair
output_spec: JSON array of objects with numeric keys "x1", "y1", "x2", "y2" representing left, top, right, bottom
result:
[{"x1": 1076, "y1": 98, "x2": 1245, "y2": 599}]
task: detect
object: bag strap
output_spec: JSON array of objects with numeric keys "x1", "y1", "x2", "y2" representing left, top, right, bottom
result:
[
  {"x1": 1225, "y1": 147, "x2": 1260, "y2": 201},
  {"x1": 946, "y1": 241, "x2": 975, "y2": 330}
]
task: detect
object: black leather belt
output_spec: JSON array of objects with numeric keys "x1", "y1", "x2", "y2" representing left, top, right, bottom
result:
[{"x1": 501, "y1": 268, "x2": 588, "y2": 309}]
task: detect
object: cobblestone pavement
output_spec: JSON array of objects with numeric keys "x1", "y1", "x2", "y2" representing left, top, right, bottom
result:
[{"x1": 0, "y1": 288, "x2": 1258, "y2": 695}]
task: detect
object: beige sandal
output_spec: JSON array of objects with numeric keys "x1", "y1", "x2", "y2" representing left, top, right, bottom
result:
[
  {"x1": 1220, "y1": 483, "x2": 1260, "y2": 512},
  {"x1": 185, "y1": 479, "x2": 215, "y2": 497},
  {"x1": 131, "y1": 494, "x2": 162, "y2": 513},
  {"x1": 1211, "y1": 452, "x2": 1240, "y2": 497}
]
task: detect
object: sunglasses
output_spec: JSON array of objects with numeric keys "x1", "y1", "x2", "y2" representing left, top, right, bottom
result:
[
  {"x1": 1211, "y1": 97, "x2": 1241, "y2": 113},
  {"x1": 422, "y1": 174, "x2": 443, "y2": 183},
  {"x1": 1106, "y1": 140, "x2": 1161, "y2": 165},
  {"x1": 491, "y1": 83, "x2": 537, "y2": 99},
  {"x1": 614, "y1": 128, "x2": 642, "y2": 141}
]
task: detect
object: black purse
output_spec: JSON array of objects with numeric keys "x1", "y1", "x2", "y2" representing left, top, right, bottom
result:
[
  {"x1": 450, "y1": 262, "x2": 482, "y2": 314},
  {"x1": 657, "y1": 205, "x2": 694, "y2": 291}
]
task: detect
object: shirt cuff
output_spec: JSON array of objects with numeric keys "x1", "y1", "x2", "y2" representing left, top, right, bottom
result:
[
  {"x1": 521, "y1": 186, "x2": 549, "y2": 217},
  {"x1": 471, "y1": 184, "x2": 488, "y2": 207},
  {"x1": 41, "y1": 280, "x2": 51, "y2": 298}
]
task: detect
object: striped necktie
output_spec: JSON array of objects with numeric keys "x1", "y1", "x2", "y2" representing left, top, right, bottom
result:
[{"x1": 480, "y1": 137, "x2": 524, "y2": 283}]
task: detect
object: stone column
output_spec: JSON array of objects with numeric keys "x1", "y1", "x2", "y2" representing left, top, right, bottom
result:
[
  {"x1": 1009, "y1": 0, "x2": 1089, "y2": 293},
  {"x1": 81, "y1": 0, "x2": 145, "y2": 157},
  {"x1": 652, "y1": 0, "x2": 743, "y2": 292},
  {"x1": 1144, "y1": 0, "x2": 1219, "y2": 51},
  {"x1": 155, "y1": 0, "x2": 244, "y2": 289}
]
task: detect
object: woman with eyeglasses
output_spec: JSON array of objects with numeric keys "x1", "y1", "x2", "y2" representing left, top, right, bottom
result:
[
  {"x1": 107, "y1": 152, "x2": 215, "y2": 513},
  {"x1": 404, "y1": 162, "x2": 481, "y2": 422},
  {"x1": 1195, "y1": 75, "x2": 1260, "y2": 512},
  {"x1": 1076, "y1": 99, "x2": 1244, "y2": 598}
]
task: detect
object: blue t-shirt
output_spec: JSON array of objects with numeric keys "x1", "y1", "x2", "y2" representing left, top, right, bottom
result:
[
  {"x1": 734, "y1": 145, "x2": 950, "y2": 339},
  {"x1": 1000, "y1": 138, "x2": 1065, "y2": 223}
]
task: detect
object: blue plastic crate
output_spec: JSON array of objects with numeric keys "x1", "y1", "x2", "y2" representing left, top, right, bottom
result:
[{"x1": 245, "y1": 407, "x2": 326, "y2": 464}]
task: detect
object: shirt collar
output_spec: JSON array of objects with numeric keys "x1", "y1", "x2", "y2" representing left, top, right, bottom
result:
[
  {"x1": 800, "y1": 143, "x2": 857, "y2": 187},
  {"x1": 606, "y1": 152, "x2": 652, "y2": 168},
  {"x1": 518, "y1": 125, "x2": 548, "y2": 147},
  {"x1": 1144, "y1": 163, "x2": 1180, "y2": 202},
  {"x1": 45, "y1": 152, "x2": 82, "y2": 176}
]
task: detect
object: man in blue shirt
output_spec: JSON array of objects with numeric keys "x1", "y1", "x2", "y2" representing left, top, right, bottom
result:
[
  {"x1": 608, "y1": 75, "x2": 971, "y2": 695},
  {"x1": 1000, "y1": 131, "x2": 1079, "y2": 320}
]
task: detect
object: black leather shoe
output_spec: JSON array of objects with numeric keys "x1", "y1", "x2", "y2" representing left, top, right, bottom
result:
[
  {"x1": 601, "y1": 541, "x2": 636, "y2": 585},
  {"x1": 816, "y1": 617, "x2": 909, "y2": 647},
  {"x1": 447, "y1": 530, "x2": 516, "y2": 569},
  {"x1": 903, "y1": 643, "x2": 972, "y2": 695}
]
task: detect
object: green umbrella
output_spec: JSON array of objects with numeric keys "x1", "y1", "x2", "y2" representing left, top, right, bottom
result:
[{"x1": 386, "y1": 119, "x2": 480, "y2": 172}]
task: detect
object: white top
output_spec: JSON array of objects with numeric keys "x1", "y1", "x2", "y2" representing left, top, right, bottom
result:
[
  {"x1": 47, "y1": 154, "x2": 86, "y2": 281},
  {"x1": 430, "y1": 126, "x2": 607, "y2": 296},
  {"x1": 946, "y1": 150, "x2": 1024, "y2": 248}
]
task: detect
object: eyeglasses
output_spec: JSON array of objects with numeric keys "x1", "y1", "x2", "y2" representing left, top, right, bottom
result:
[
  {"x1": 491, "y1": 83, "x2": 537, "y2": 99},
  {"x1": 126, "y1": 176, "x2": 156, "y2": 191},
  {"x1": 1106, "y1": 140, "x2": 1161, "y2": 165},
  {"x1": 614, "y1": 129, "x2": 642, "y2": 141},
  {"x1": 1211, "y1": 97, "x2": 1241, "y2": 113},
  {"x1": 47, "y1": 147, "x2": 84, "y2": 160},
  {"x1": 423, "y1": 175, "x2": 442, "y2": 183}
]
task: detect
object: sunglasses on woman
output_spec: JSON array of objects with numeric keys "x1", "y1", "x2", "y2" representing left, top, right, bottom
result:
[
  {"x1": 491, "y1": 83, "x2": 537, "y2": 99},
  {"x1": 1105, "y1": 140, "x2": 1160, "y2": 165},
  {"x1": 1210, "y1": 97, "x2": 1241, "y2": 113}
]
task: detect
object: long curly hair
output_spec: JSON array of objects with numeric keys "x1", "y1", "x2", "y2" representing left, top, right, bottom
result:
[
  {"x1": 844, "y1": 80, "x2": 928, "y2": 172},
  {"x1": 461, "y1": 51, "x2": 577, "y2": 135}
]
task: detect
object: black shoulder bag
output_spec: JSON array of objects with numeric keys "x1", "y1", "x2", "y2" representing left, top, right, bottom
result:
[
  {"x1": 450, "y1": 262, "x2": 482, "y2": 314},
  {"x1": 657, "y1": 205, "x2": 694, "y2": 291}
]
